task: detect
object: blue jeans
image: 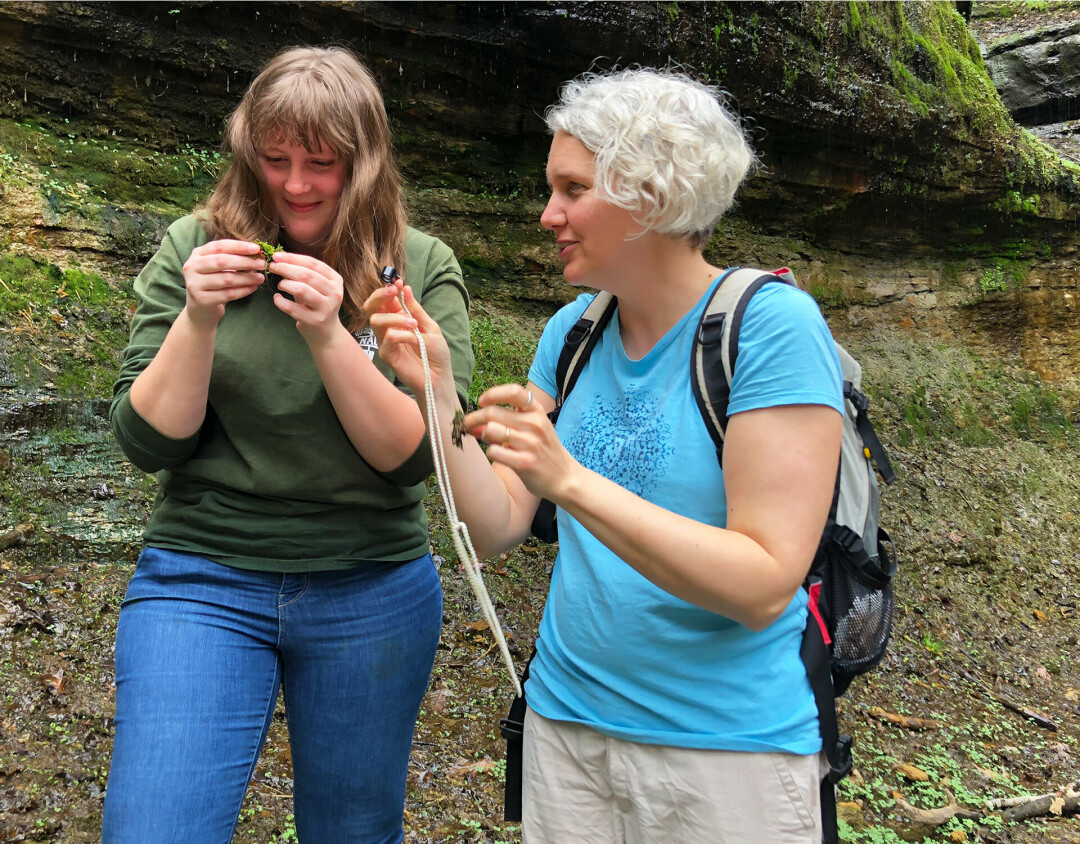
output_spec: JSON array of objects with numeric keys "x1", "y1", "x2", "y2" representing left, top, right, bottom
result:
[{"x1": 101, "y1": 547, "x2": 443, "y2": 844}]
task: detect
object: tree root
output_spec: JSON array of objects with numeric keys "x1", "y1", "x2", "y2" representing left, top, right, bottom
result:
[
  {"x1": 895, "y1": 789, "x2": 982, "y2": 826},
  {"x1": 897, "y1": 781, "x2": 1080, "y2": 829},
  {"x1": 987, "y1": 780, "x2": 1080, "y2": 822}
]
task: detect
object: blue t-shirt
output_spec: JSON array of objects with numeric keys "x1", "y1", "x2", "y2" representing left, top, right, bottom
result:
[{"x1": 526, "y1": 275, "x2": 845, "y2": 754}]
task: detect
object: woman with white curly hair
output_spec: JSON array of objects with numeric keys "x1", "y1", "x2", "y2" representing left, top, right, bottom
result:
[{"x1": 368, "y1": 67, "x2": 844, "y2": 843}]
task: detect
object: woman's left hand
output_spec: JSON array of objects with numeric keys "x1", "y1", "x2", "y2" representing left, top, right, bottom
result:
[
  {"x1": 268, "y1": 252, "x2": 346, "y2": 348},
  {"x1": 464, "y1": 384, "x2": 572, "y2": 502}
]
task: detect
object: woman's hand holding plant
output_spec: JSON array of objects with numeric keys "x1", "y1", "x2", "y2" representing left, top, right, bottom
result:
[{"x1": 180, "y1": 239, "x2": 265, "y2": 329}]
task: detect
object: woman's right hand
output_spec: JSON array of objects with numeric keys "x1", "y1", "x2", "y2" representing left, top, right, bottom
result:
[
  {"x1": 181, "y1": 240, "x2": 266, "y2": 328},
  {"x1": 364, "y1": 282, "x2": 455, "y2": 397}
]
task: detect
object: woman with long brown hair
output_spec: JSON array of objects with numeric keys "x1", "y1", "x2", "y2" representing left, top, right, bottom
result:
[{"x1": 103, "y1": 46, "x2": 472, "y2": 844}]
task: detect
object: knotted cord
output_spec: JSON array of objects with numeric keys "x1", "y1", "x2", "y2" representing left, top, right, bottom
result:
[{"x1": 383, "y1": 267, "x2": 521, "y2": 697}]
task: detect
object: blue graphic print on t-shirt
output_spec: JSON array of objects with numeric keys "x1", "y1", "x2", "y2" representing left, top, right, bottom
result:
[{"x1": 564, "y1": 385, "x2": 675, "y2": 499}]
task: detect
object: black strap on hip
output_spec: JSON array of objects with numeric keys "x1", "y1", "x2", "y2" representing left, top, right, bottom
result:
[
  {"x1": 498, "y1": 651, "x2": 535, "y2": 822},
  {"x1": 801, "y1": 600, "x2": 849, "y2": 844}
]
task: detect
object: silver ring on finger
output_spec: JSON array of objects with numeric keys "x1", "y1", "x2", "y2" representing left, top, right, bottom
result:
[{"x1": 524, "y1": 390, "x2": 534, "y2": 410}]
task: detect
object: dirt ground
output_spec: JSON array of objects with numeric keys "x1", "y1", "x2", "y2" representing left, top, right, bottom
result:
[{"x1": 3, "y1": 325, "x2": 1080, "y2": 844}]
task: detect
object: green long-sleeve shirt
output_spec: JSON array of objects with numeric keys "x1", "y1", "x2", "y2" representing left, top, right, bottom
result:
[{"x1": 110, "y1": 213, "x2": 473, "y2": 572}]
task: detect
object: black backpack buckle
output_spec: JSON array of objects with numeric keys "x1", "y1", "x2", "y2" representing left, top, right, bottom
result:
[
  {"x1": 828, "y1": 734, "x2": 853, "y2": 783},
  {"x1": 564, "y1": 318, "x2": 592, "y2": 347},
  {"x1": 696, "y1": 312, "x2": 726, "y2": 346},
  {"x1": 843, "y1": 382, "x2": 869, "y2": 412},
  {"x1": 498, "y1": 715, "x2": 524, "y2": 742},
  {"x1": 831, "y1": 524, "x2": 860, "y2": 552}
]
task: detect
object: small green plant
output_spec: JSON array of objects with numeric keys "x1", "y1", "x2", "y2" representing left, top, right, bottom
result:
[
  {"x1": 254, "y1": 239, "x2": 284, "y2": 271},
  {"x1": 837, "y1": 819, "x2": 908, "y2": 843},
  {"x1": 921, "y1": 632, "x2": 944, "y2": 654},
  {"x1": 978, "y1": 265, "x2": 1007, "y2": 293},
  {"x1": 491, "y1": 756, "x2": 507, "y2": 779}
]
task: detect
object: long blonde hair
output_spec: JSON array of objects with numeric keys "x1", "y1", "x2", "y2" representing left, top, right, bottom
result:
[{"x1": 205, "y1": 46, "x2": 406, "y2": 330}]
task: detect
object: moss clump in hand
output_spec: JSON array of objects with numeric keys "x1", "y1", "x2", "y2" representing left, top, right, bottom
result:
[
  {"x1": 254, "y1": 239, "x2": 284, "y2": 271},
  {"x1": 253, "y1": 240, "x2": 291, "y2": 300}
]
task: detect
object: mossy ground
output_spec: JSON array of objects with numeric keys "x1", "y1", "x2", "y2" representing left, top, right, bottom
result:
[{"x1": 3, "y1": 316, "x2": 1079, "y2": 843}]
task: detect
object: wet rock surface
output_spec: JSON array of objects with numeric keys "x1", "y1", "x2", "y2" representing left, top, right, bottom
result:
[
  {"x1": 3, "y1": 2, "x2": 1080, "y2": 268},
  {"x1": 983, "y1": 19, "x2": 1080, "y2": 127}
]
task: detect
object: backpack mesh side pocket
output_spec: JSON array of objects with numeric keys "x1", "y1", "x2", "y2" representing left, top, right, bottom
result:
[{"x1": 822, "y1": 527, "x2": 897, "y2": 695}]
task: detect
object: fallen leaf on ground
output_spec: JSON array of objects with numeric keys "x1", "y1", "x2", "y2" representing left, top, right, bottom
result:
[
  {"x1": 40, "y1": 668, "x2": 65, "y2": 695},
  {"x1": 896, "y1": 762, "x2": 930, "y2": 782},
  {"x1": 448, "y1": 757, "x2": 495, "y2": 776},
  {"x1": 869, "y1": 706, "x2": 945, "y2": 730},
  {"x1": 427, "y1": 687, "x2": 455, "y2": 714}
]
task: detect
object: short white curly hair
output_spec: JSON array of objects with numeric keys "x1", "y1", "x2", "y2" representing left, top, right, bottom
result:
[{"x1": 545, "y1": 68, "x2": 755, "y2": 249}]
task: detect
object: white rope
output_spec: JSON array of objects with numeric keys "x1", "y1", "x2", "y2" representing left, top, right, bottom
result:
[{"x1": 395, "y1": 284, "x2": 522, "y2": 697}]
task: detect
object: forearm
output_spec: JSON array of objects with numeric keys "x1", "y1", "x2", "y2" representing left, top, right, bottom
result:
[
  {"x1": 309, "y1": 325, "x2": 428, "y2": 471},
  {"x1": 553, "y1": 467, "x2": 806, "y2": 630},
  {"x1": 419, "y1": 378, "x2": 537, "y2": 558},
  {"x1": 128, "y1": 308, "x2": 216, "y2": 439}
]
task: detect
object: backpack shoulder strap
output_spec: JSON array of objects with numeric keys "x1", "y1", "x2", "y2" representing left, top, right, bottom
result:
[
  {"x1": 529, "y1": 292, "x2": 618, "y2": 545},
  {"x1": 691, "y1": 268, "x2": 796, "y2": 461},
  {"x1": 554, "y1": 291, "x2": 618, "y2": 409}
]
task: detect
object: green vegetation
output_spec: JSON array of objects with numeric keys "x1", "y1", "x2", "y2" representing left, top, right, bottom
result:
[
  {"x1": 978, "y1": 265, "x2": 1008, "y2": 293},
  {"x1": 467, "y1": 304, "x2": 541, "y2": 404},
  {"x1": 977, "y1": 255, "x2": 1032, "y2": 294},
  {"x1": 843, "y1": 2, "x2": 998, "y2": 125},
  {"x1": 993, "y1": 189, "x2": 1041, "y2": 215},
  {"x1": 0, "y1": 118, "x2": 224, "y2": 223},
  {"x1": 807, "y1": 270, "x2": 872, "y2": 309},
  {"x1": 855, "y1": 334, "x2": 1076, "y2": 451},
  {"x1": 976, "y1": 0, "x2": 1077, "y2": 21},
  {"x1": 845, "y1": 1, "x2": 862, "y2": 37},
  {"x1": 0, "y1": 256, "x2": 132, "y2": 399},
  {"x1": 254, "y1": 239, "x2": 283, "y2": 271}
]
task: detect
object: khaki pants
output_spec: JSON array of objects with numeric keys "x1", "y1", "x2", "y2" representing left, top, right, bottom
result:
[{"x1": 522, "y1": 707, "x2": 822, "y2": 844}]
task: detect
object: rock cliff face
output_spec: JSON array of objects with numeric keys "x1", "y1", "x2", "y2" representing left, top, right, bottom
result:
[
  {"x1": 984, "y1": 18, "x2": 1080, "y2": 126},
  {"x1": 1, "y1": 0, "x2": 1079, "y2": 376},
  {"x1": 1, "y1": 4, "x2": 1076, "y2": 244}
]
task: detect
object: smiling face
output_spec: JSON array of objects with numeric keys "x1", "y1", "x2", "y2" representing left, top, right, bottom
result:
[
  {"x1": 540, "y1": 131, "x2": 647, "y2": 287},
  {"x1": 257, "y1": 138, "x2": 348, "y2": 256}
]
